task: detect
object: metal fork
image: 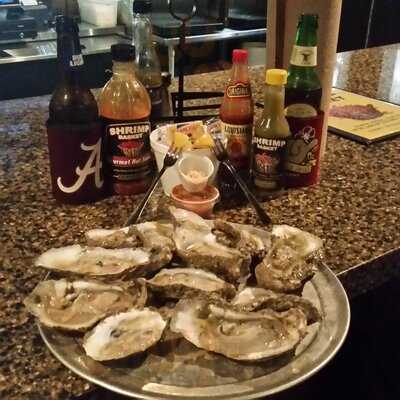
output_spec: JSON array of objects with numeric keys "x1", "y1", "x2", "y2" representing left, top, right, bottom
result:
[
  {"x1": 212, "y1": 138, "x2": 272, "y2": 226},
  {"x1": 124, "y1": 146, "x2": 181, "y2": 226}
]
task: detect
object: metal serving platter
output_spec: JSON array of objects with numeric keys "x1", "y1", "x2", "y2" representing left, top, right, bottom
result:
[{"x1": 38, "y1": 225, "x2": 350, "y2": 400}]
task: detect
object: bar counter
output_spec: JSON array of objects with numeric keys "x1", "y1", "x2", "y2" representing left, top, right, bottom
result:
[{"x1": 0, "y1": 44, "x2": 399, "y2": 398}]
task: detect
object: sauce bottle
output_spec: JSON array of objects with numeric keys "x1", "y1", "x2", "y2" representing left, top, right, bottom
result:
[
  {"x1": 285, "y1": 14, "x2": 322, "y2": 118},
  {"x1": 219, "y1": 49, "x2": 254, "y2": 206},
  {"x1": 252, "y1": 69, "x2": 291, "y2": 198},
  {"x1": 47, "y1": 15, "x2": 105, "y2": 204},
  {"x1": 98, "y1": 44, "x2": 153, "y2": 195}
]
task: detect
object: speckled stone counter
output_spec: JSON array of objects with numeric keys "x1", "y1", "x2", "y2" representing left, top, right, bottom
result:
[{"x1": 0, "y1": 44, "x2": 399, "y2": 399}]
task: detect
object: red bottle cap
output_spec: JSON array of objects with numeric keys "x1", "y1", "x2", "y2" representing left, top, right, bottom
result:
[{"x1": 232, "y1": 49, "x2": 248, "y2": 64}]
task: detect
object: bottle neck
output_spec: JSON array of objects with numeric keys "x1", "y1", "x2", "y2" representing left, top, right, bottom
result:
[
  {"x1": 288, "y1": 17, "x2": 318, "y2": 73},
  {"x1": 133, "y1": 13, "x2": 153, "y2": 50},
  {"x1": 230, "y1": 62, "x2": 249, "y2": 83},
  {"x1": 56, "y1": 30, "x2": 84, "y2": 85},
  {"x1": 264, "y1": 84, "x2": 285, "y2": 118},
  {"x1": 59, "y1": 68, "x2": 81, "y2": 86},
  {"x1": 112, "y1": 61, "x2": 136, "y2": 77},
  {"x1": 295, "y1": 19, "x2": 318, "y2": 47}
]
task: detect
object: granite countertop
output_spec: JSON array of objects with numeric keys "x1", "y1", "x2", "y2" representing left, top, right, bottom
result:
[{"x1": 1, "y1": 44, "x2": 400, "y2": 399}]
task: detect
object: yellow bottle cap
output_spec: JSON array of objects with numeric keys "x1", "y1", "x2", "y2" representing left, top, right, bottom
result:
[{"x1": 265, "y1": 69, "x2": 288, "y2": 85}]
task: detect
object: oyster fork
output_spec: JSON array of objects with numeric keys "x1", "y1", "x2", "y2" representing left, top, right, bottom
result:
[
  {"x1": 212, "y1": 138, "x2": 272, "y2": 226},
  {"x1": 125, "y1": 146, "x2": 181, "y2": 226}
]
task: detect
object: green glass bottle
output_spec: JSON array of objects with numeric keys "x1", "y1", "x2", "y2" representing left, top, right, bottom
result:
[{"x1": 285, "y1": 14, "x2": 322, "y2": 118}]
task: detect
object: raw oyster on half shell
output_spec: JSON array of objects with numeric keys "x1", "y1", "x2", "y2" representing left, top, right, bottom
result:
[
  {"x1": 35, "y1": 245, "x2": 167, "y2": 278},
  {"x1": 86, "y1": 222, "x2": 174, "y2": 251},
  {"x1": 212, "y1": 220, "x2": 266, "y2": 259},
  {"x1": 85, "y1": 227, "x2": 140, "y2": 249},
  {"x1": 232, "y1": 287, "x2": 321, "y2": 324},
  {"x1": 146, "y1": 268, "x2": 236, "y2": 300},
  {"x1": 169, "y1": 207, "x2": 251, "y2": 283},
  {"x1": 24, "y1": 279, "x2": 146, "y2": 331},
  {"x1": 170, "y1": 298, "x2": 308, "y2": 361},
  {"x1": 256, "y1": 225, "x2": 323, "y2": 293},
  {"x1": 272, "y1": 225, "x2": 323, "y2": 258},
  {"x1": 130, "y1": 222, "x2": 174, "y2": 251},
  {"x1": 83, "y1": 308, "x2": 166, "y2": 361}
]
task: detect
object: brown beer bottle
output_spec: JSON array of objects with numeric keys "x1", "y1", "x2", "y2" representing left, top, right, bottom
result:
[
  {"x1": 98, "y1": 44, "x2": 153, "y2": 195},
  {"x1": 47, "y1": 15, "x2": 105, "y2": 204},
  {"x1": 218, "y1": 49, "x2": 254, "y2": 206}
]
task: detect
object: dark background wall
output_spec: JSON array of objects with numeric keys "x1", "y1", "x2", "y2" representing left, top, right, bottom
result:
[
  {"x1": 338, "y1": 0, "x2": 400, "y2": 52},
  {"x1": 368, "y1": 0, "x2": 400, "y2": 48}
]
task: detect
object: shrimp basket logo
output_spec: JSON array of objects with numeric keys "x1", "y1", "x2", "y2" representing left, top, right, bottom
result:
[
  {"x1": 255, "y1": 153, "x2": 278, "y2": 173},
  {"x1": 118, "y1": 141, "x2": 144, "y2": 158}
]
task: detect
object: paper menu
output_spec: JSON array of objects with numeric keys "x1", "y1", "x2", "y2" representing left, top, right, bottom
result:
[{"x1": 328, "y1": 88, "x2": 400, "y2": 144}]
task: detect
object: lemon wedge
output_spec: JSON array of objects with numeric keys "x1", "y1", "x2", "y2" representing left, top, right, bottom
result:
[
  {"x1": 174, "y1": 131, "x2": 193, "y2": 151},
  {"x1": 193, "y1": 133, "x2": 214, "y2": 149}
]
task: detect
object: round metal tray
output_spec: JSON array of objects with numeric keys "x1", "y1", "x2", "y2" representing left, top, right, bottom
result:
[{"x1": 39, "y1": 228, "x2": 350, "y2": 400}]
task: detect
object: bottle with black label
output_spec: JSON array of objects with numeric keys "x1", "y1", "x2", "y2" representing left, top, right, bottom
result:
[
  {"x1": 252, "y1": 69, "x2": 291, "y2": 198},
  {"x1": 285, "y1": 14, "x2": 322, "y2": 118},
  {"x1": 47, "y1": 15, "x2": 105, "y2": 204},
  {"x1": 132, "y1": 0, "x2": 163, "y2": 123},
  {"x1": 98, "y1": 44, "x2": 153, "y2": 195}
]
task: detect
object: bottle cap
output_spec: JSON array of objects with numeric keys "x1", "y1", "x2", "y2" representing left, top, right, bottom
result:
[
  {"x1": 232, "y1": 49, "x2": 248, "y2": 64},
  {"x1": 111, "y1": 43, "x2": 135, "y2": 62},
  {"x1": 265, "y1": 69, "x2": 288, "y2": 85},
  {"x1": 133, "y1": 0, "x2": 152, "y2": 14}
]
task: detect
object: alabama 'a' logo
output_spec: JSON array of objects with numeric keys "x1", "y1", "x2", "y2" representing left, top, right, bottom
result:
[{"x1": 57, "y1": 138, "x2": 103, "y2": 193}]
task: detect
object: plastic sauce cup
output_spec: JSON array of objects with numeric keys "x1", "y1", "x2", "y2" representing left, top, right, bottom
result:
[{"x1": 177, "y1": 155, "x2": 214, "y2": 193}]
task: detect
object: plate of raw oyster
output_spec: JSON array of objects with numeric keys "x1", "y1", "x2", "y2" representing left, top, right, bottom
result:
[{"x1": 25, "y1": 207, "x2": 350, "y2": 399}]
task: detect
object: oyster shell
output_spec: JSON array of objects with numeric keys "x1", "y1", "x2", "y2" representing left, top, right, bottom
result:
[
  {"x1": 272, "y1": 225, "x2": 323, "y2": 258},
  {"x1": 170, "y1": 298, "x2": 308, "y2": 361},
  {"x1": 86, "y1": 222, "x2": 174, "y2": 251},
  {"x1": 130, "y1": 222, "x2": 174, "y2": 251},
  {"x1": 35, "y1": 245, "x2": 165, "y2": 278},
  {"x1": 130, "y1": 222, "x2": 175, "y2": 270},
  {"x1": 232, "y1": 287, "x2": 321, "y2": 324},
  {"x1": 83, "y1": 222, "x2": 174, "y2": 274},
  {"x1": 212, "y1": 220, "x2": 266, "y2": 259},
  {"x1": 255, "y1": 225, "x2": 323, "y2": 293},
  {"x1": 23, "y1": 279, "x2": 146, "y2": 331},
  {"x1": 83, "y1": 308, "x2": 166, "y2": 361},
  {"x1": 146, "y1": 268, "x2": 236, "y2": 300},
  {"x1": 170, "y1": 207, "x2": 251, "y2": 283},
  {"x1": 85, "y1": 227, "x2": 140, "y2": 248}
]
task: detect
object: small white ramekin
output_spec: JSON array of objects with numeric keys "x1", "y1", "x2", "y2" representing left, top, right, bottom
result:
[{"x1": 177, "y1": 155, "x2": 214, "y2": 193}]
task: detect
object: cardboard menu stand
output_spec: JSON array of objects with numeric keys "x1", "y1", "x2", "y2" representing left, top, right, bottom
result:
[{"x1": 266, "y1": 0, "x2": 343, "y2": 155}]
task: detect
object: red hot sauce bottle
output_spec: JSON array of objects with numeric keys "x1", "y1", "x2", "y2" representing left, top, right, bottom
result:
[
  {"x1": 46, "y1": 16, "x2": 105, "y2": 204},
  {"x1": 218, "y1": 49, "x2": 254, "y2": 206}
]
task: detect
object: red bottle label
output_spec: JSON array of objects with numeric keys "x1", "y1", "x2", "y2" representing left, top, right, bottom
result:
[
  {"x1": 285, "y1": 113, "x2": 324, "y2": 187},
  {"x1": 226, "y1": 82, "x2": 251, "y2": 98},
  {"x1": 46, "y1": 121, "x2": 105, "y2": 204},
  {"x1": 221, "y1": 122, "x2": 252, "y2": 169},
  {"x1": 104, "y1": 119, "x2": 153, "y2": 182}
]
